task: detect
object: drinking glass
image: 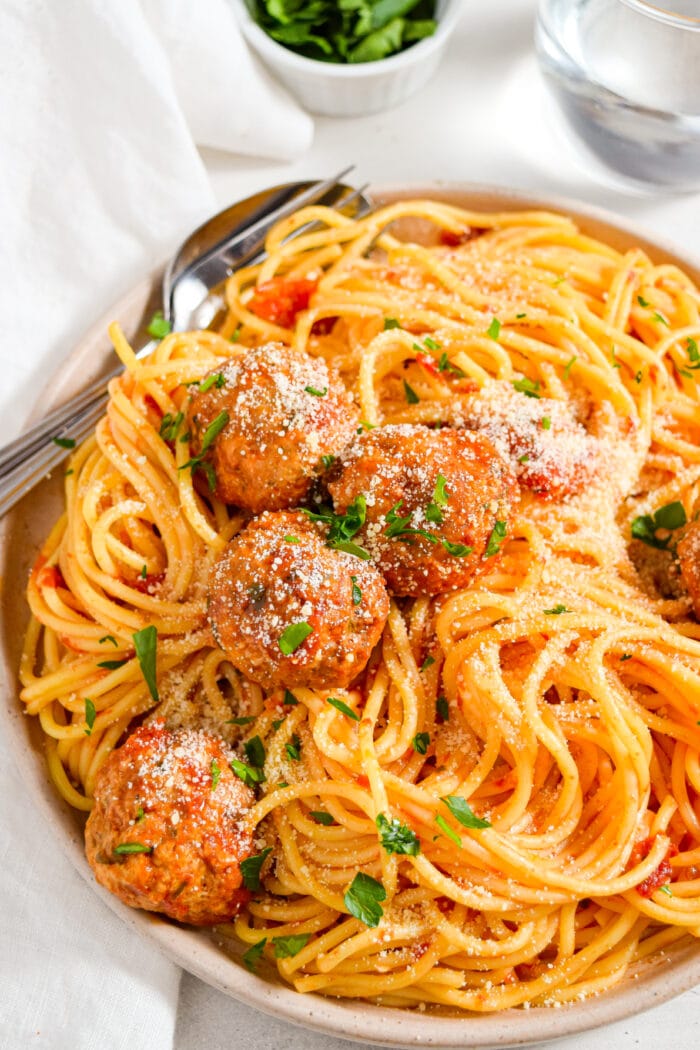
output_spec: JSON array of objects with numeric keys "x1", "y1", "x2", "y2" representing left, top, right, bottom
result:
[{"x1": 536, "y1": 0, "x2": 700, "y2": 190}]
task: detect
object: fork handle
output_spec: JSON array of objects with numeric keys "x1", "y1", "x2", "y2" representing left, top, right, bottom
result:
[{"x1": 0, "y1": 397, "x2": 107, "y2": 518}]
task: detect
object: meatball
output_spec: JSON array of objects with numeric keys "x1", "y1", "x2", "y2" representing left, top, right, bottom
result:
[
  {"x1": 327, "y1": 424, "x2": 517, "y2": 596},
  {"x1": 85, "y1": 723, "x2": 255, "y2": 926},
  {"x1": 460, "y1": 380, "x2": 597, "y2": 500},
  {"x1": 678, "y1": 519, "x2": 700, "y2": 617},
  {"x1": 185, "y1": 342, "x2": 358, "y2": 513},
  {"x1": 208, "y1": 510, "x2": 389, "y2": 691}
]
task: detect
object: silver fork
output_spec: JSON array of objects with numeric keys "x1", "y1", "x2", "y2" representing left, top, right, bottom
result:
[{"x1": 0, "y1": 173, "x2": 371, "y2": 518}]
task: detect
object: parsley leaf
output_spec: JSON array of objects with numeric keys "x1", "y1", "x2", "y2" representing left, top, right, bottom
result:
[
  {"x1": 513, "y1": 377, "x2": 541, "y2": 399},
  {"x1": 99, "y1": 635, "x2": 118, "y2": 647},
  {"x1": 244, "y1": 735, "x2": 266, "y2": 769},
  {"x1": 563, "y1": 355, "x2": 577, "y2": 380},
  {"x1": 302, "y1": 495, "x2": 370, "y2": 560},
  {"x1": 114, "y1": 842, "x2": 152, "y2": 855},
  {"x1": 52, "y1": 436, "x2": 76, "y2": 450},
  {"x1": 310, "y1": 811, "x2": 335, "y2": 825},
  {"x1": 485, "y1": 520, "x2": 507, "y2": 557},
  {"x1": 226, "y1": 715, "x2": 257, "y2": 726},
  {"x1": 211, "y1": 758, "x2": 221, "y2": 790},
  {"x1": 350, "y1": 575, "x2": 362, "y2": 606},
  {"x1": 198, "y1": 372, "x2": 225, "y2": 393},
  {"x1": 403, "y1": 379, "x2": 420, "y2": 404},
  {"x1": 242, "y1": 938, "x2": 267, "y2": 973},
  {"x1": 420, "y1": 655, "x2": 435, "y2": 672},
  {"x1": 279, "y1": 622, "x2": 313, "y2": 655},
  {"x1": 436, "y1": 696, "x2": 449, "y2": 721},
  {"x1": 344, "y1": 872, "x2": 386, "y2": 927},
  {"x1": 230, "y1": 759, "x2": 266, "y2": 789},
  {"x1": 487, "y1": 318, "x2": 501, "y2": 341},
  {"x1": 434, "y1": 814, "x2": 461, "y2": 847},
  {"x1": 376, "y1": 813, "x2": 421, "y2": 856},
  {"x1": 631, "y1": 502, "x2": 687, "y2": 549},
  {"x1": 384, "y1": 317, "x2": 401, "y2": 330},
  {"x1": 412, "y1": 732, "x2": 430, "y2": 755},
  {"x1": 273, "y1": 934, "x2": 311, "y2": 958},
  {"x1": 283, "y1": 690, "x2": 299, "y2": 706},
  {"x1": 132, "y1": 625, "x2": 158, "y2": 703},
  {"x1": 544, "y1": 604, "x2": 570, "y2": 615},
  {"x1": 326, "y1": 696, "x2": 360, "y2": 721},
  {"x1": 285, "y1": 734, "x2": 302, "y2": 762},
  {"x1": 97, "y1": 659, "x2": 128, "y2": 671},
  {"x1": 441, "y1": 795, "x2": 491, "y2": 829},
  {"x1": 146, "y1": 311, "x2": 171, "y2": 339},
  {"x1": 304, "y1": 385, "x2": 327, "y2": 397},
  {"x1": 84, "y1": 698, "x2": 96, "y2": 736},
  {"x1": 240, "y1": 847, "x2": 272, "y2": 891}
]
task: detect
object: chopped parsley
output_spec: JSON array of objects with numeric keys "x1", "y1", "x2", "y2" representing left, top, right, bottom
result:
[
  {"x1": 563, "y1": 355, "x2": 577, "y2": 380},
  {"x1": 113, "y1": 842, "x2": 152, "y2": 855},
  {"x1": 229, "y1": 325, "x2": 241, "y2": 343},
  {"x1": 420, "y1": 655, "x2": 435, "y2": 672},
  {"x1": 513, "y1": 377, "x2": 541, "y2": 399},
  {"x1": 541, "y1": 416, "x2": 551, "y2": 430},
  {"x1": 304, "y1": 385, "x2": 327, "y2": 397},
  {"x1": 244, "y1": 735, "x2": 266, "y2": 769},
  {"x1": 285, "y1": 734, "x2": 302, "y2": 762},
  {"x1": 350, "y1": 575, "x2": 362, "y2": 605},
  {"x1": 242, "y1": 938, "x2": 267, "y2": 973},
  {"x1": 52, "y1": 436, "x2": 76, "y2": 450},
  {"x1": 302, "y1": 495, "x2": 370, "y2": 560},
  {"x1": 283, "y1": 690, "x2": 299, "y2": 706},
  {"x1": 441, "y1": 795, "x2": 491, "y2": 829},
  {"x1": 211, "y1": 758, "x2": 221, "y2": 790},
  {"x1": 516, "y1": 312, "x2": 527, "y2": 319},
  {"x1": 278, "y1": 621, "x2": 313, "y2": 655},
  {"x1": 146, "y1": 310, "x2": 171, "y2": 339},
  {"x1": 321, "y1": 454, "x2": 335, "y2": 469},
  {"x1": 412, "y1": 732, "x2": 430, "y2": 755},
  {"x1": 132, "y1": 625, "x2": 159, "y2": 703},
  {"x1": 326, "y1": 696, "x2": 360, "y2": 721},
  {"x1": 198, "y1": 372, "x2": 225, "y2": 393},
  {"x1": 438, "y1": 352, "x2": 465, "y2": 377},
  {"x1": 178, "y1": 410, "x2": 230, "y2": 488},
  {"x1": 97, "y1": 659, "x2": 128, "y2": 671},
  {"x1": 426, "y1": 473, "x2": 449, "y2": 524},
  {"x1": 383, "y1": 317, "x2": 401, "y2": 330},
  {"x1": 99, "y1": 635, "x2": 118, "y2": 647},
  {"x1": 434, "y1": 814, "x2": 461, "y2": 847},
  {"x1": 273, "y1": 934, "x2": 311, "y2": 959},
  {"x1": 637, "y1": 295, "x2": 650, "y2": 308},
  {"x1": 376, "y1": 813, "x2": 421, "y2": 856},
  {"x1": 310, "y1": 811, "x2": 335, "y2": 825},
  {"x1": 631, "y1": 501, "x2": 687, "y2": 549},
  {"x1": 84, "y1": 698, "x2": 96, "y2": 736},
  {"x1": 659, "y1": 884, "x2": 673, "y2": 897},
  {"x1": 140, "y1": 564, "x2": 147, "y2": 579},
  {"x1": 487, "y1": 318, "x2": 501, "y2": 341},
  {"x1": 620, "y1": 654, "x2": 633, "y2": 662},
  {"x1": 344, "y1": 872, "x2": 386, "y2": 928},
  {"x1": 226, "y1": 715, "x2": 257, "y2": 726},
  {"x1": 485, "y1": 520, "x2": 507, "y2": 558},
  {"x1": 240, "y1": 847, "x2": 272, "y2": 891},
  {"x1": 423, "y1": 336, "x2": 441, "y2": 351},
  {"x1": 544, "y1": 604, "x2": 570, "y2": 615},
  {"x1": 653, "y1": 312, "x2": 670, "y2": 327},
  {"x1": 441, "y1": 539, "x2": 472, "y2": 557},
  {"x1": 283, "y1": 535, "x2": 300, "y2": 544},
  {"x1": 436, "y1": 696, "x2": 449, "y2": 722},
  {"x1": 230, "y1": 758, "x2": 266, "y2": 788},
  {"x1": 403, "y1": 379, "x2": 420, "y2": 404},
  {"x1": 635, "y1": 370, "x2": 643, "y2": 384}
]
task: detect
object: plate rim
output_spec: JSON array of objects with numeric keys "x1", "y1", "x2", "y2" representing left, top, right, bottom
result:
[{"x1": 3, "y1": 180, "x2": 700, "y2": 1049}]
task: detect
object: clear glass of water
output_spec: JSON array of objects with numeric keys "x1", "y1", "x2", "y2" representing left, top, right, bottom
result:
[{"x1": 536, "y1": 0, "x2": 700, "y2": 191}]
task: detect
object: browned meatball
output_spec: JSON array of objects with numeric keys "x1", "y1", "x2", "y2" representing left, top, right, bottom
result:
[
  {"x1": 460, "y1": 381, "x2": 597, "y2": 500},
  {"x1": 185, "y1": 342, "x2": 358, "y2": 513},
  {"x1": 327, "y1": 424, "x2": 517, "y2": 596},
  {"x1": 208, "y1": 510, "x2": 389, "y2": 691},
  {"x1": 85, "y1": 723, "x2": 255, "y2": 926},
  {"x1": 678, "y1": 519, "x2": 700, "y2": 617}
]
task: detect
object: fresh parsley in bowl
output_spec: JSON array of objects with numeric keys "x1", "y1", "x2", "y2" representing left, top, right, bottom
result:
[
  {"x1": 245, "y1": 0, "x2": 437, "y2": 64},
  {"x1": 234, "y1": 0, "x2": 460, "y2": 116}
]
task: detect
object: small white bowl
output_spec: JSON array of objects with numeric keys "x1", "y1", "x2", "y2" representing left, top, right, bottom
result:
[{"x1": 231, "y1": 0, "x2": 462, "y2": 117}]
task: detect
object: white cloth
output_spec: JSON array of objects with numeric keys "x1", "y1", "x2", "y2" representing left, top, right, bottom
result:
[{"x1": 0, "y1": 2, "x2": 311, "y2": 1047}]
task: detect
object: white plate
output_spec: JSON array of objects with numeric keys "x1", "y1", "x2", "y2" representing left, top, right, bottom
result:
[{"x1": 3, "y1": 184, "x2": 700, "y2": 1049}]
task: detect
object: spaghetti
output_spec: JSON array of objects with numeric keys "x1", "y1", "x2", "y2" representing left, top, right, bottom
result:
[{"x1": 19, "y1": 198, "x2": 700, "y2": 1010}]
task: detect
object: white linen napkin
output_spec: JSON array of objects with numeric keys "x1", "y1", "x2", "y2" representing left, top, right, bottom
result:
[{"x1": 0, "y1": 2, "x2": 312, "y2": 1047}]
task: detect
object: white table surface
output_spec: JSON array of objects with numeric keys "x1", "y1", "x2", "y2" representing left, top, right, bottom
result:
[
  {"x1": 8, "y1": 0, "x2": 700, "y2": 1047},
  {"x1": 174, "y1": 2, "x2": 700, "y2": 1047}
]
